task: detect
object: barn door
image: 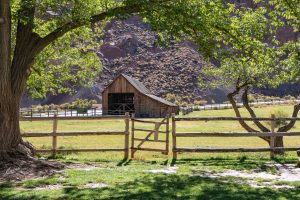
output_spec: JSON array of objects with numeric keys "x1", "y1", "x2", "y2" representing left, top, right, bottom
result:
[
  {"x1": 108, "y1": 93, "x2": 135, "y2": 115},
  {"x1": 130, "y1": 114, "x2": 170, "y2": 158}
]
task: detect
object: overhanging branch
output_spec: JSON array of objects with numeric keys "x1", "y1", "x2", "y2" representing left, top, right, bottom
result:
[
  {"x1": 242, "y1": 88, "x2": 270, "y2": 132},
  {"x1": 33, "y1": 3, "x2": 142, "y2": 55},
  {"x1": 278, "y1": 103, "x2": 300, "y2": 132},
  {"x1": 227, "y1": 89, "x2": 259, "y2": 133}
]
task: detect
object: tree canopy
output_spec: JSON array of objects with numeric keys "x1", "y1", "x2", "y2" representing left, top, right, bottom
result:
[
  {"x1": 138, "y1": 0, "x2": 300, "y2": 142},
  {"x1": 8, "y1": 0, "x2": 147, "y2": 98},
  {"x1": 141, "y1": 0, "x2": 300, "y2": 90}
]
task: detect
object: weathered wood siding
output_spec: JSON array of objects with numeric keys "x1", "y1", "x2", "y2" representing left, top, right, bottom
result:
[{"x1": 102, "y1": 76, "x2": 179, "y2": 118}]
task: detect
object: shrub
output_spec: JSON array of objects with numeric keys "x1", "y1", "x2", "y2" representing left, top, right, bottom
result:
[
  {"x1": 269, "y1": 110, "x2": 289, "y2": 128},
  {"x1": 165, "y1": 94, "x2": 177, "y2": 103},
  {"x1": 248, "y1": 94, "x2": 256, "y2": 103},
  {"x1": 43, "y1": 105, "x2": 50, "y2": 111},
  {"x1": 60, "y1": 103, "x2": 70, "y2": 109},
  {"x1": 91, "y1": 100, "x2": 97, "y2": 105},
  {"x1": 180, "y1": 102, "x2": 188, "y2": 107},
  {"x1": 194, "y1": 107, "x2": 200, "y2": 111},
  {"x1": 35, "y1": 105, "x2": 43, "y2": 112},
  {"x1": 194, "y1": 99, "x2": 208, "y2": 106}
]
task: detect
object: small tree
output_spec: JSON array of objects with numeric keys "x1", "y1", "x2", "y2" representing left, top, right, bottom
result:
[{"x1": 143, "y1": 0, "x2": 300, "y2": 151}]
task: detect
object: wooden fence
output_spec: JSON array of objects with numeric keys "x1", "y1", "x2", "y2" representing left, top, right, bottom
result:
[
  {"x1": 131, "y1": 114, "x2": 170, "y2": 158},
  {"x1": 171, "y1": 114, "x2": 300, "y2": 159},
  {"x1": 20, "y1": 108, "x2": 102, "y2": 118},
  {"x1": 21, "y1": 113, "x2": 130, "y2": 159},
  {"x1": 20, "y1": 113, "x2": 300, "y2": 162}
]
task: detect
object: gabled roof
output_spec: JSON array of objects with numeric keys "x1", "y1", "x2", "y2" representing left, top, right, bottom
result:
[
  {"x1": 121, "y1": 74, "x2": 151, "y2": 94},
  {"x1": 146, "y1": 94, "x2": 178, "y2": 107},
  {"x1": 105, "y1": 74, "x2": 178, "y2": 107}
]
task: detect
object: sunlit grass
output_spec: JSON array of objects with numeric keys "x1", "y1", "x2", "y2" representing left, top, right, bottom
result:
[{"x1": 20, "y1": 104, "x2": 300, "y2": 161}]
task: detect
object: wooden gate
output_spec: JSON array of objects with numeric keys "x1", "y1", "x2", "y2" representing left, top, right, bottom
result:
[{"x1": 131, "y1": 114, "x2": 170, "y2": 158}]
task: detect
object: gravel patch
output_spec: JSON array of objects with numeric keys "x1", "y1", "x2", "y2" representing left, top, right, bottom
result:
[
  {"x1": 81, "y1": 183, "x2": 109, "y2": 189},
  {"x1": 34, "y1": 184, "x2": 64, "y2": 190},
  {"x1": 148, "y1": 166, "x2": 178, "y2": 174},
  {"x1": 193, "y1": 163, "x2": 300, "y2": 189}
]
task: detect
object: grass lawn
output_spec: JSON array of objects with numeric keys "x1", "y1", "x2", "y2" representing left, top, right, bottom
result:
[{"x1": 1, "y1": 104, "x2": 300, "y2": 199}]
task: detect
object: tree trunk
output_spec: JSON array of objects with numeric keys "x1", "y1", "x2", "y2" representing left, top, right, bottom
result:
[
  {"x1": 274, "y1": 136, "x2": 284, "y2": 154},
  {"x1": 0, "y1": 1, "x2": 33, "y2": 158},
  {"x1": 0, "y1": 97, "x2": 22, "y2": 153}
]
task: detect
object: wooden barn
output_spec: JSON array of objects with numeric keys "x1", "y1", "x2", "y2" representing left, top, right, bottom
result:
[{"x1": 102, "y1": 74, "x2": 179, "y2": 117}]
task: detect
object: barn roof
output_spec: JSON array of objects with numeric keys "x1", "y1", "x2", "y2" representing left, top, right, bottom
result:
[
  {"x1": 118, "y1": 74, "x2": 178, "y2": 107},
  {"x1": 121, "y1": 74, "x2": 151, "y2": 94}
]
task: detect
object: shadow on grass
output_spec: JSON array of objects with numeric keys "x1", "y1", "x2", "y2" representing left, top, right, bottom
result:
[
  {"x1": 171, "y1": 156, "x2": 289, "y2": 171},
  {"x1": 1, "y1": 173, "x2": 300, "y2": 200}
]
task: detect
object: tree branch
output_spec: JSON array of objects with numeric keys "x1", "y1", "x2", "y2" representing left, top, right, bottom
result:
[
  {"x1": 227, "y1": 88, "x2": 259, "y2": 133},
  {"x1": 11, "y1": 1, "x2": 40, "y2": 97},
  {"x1": 33, "y1": 3, "x2": 142, "y2": 55},
  {"x1": 227, "y1": 81, "x2": 271, "y2": 143},
  {"x1": 277, "y1": 103, "x2": 300, "y2": 132},
  {"x1": 242, "y1": 88, "x2": 270, "y2": 132}
]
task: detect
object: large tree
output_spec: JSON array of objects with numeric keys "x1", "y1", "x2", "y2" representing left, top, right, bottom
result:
[
  {"x1": 142, "y1": 0, "x2": 300, "y2": 150},
  {"x1": 0, "y1": 0, "x2": 154, "y2": 159}
]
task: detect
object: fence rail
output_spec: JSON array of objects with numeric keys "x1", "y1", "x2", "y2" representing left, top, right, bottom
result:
[
  {"x1": 171, "y1": 114, "x2": 300, "y2": 159},
  {"x1": 20, "y1": 108, "x2": 103, "y2": 118},
  {"x1": 21, "y1": 113, "x2": 130, "y2": 158},
  {"x1": 20, "y1": 113, "x2": 300, "y2": 163},
  {"x1": 20, "y1": 115, "x2": 125, "y2": 121}
]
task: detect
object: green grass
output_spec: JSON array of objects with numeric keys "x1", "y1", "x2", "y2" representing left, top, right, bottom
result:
[
  {"x1": 1, "y1": 105, "x2": 299, "y2": 199},
  {"x1": 1, "y1": 158, "x2": 300, "y2": 200},
  {"x1": 20, "y1": 104, "x2": 300, "y2": 161}
]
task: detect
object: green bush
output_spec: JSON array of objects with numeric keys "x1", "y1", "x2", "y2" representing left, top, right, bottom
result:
[
  {"x1": 194, "y1": 99, "x2": 208, "y2": 106},
  {"x1": 165, "y1": 94, "x2": 177, "y2": 103},
  {"x1": 248, "y1": 94, "x2": 256, "y2": 103},
  {"x1": 269, "y1": 110, "x2": 289, "y2": 128}
]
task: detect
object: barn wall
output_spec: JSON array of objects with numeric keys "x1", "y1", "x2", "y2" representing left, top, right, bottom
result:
[
  {"x1": 102, "y1": 76, "x2": 179, "y2": 117},
  {"x1": 102, "y1": 76, "x2": 141, "y2": 115}
]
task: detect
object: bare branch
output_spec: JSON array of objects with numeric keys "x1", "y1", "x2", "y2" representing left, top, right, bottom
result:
[
  {"x1": 242, "y1": 88, "x2": 270, "y2": 132},
  {"x1": 227, "y1": 83, "x2": 271, "y2": 144},
  {"x1": 278, "y1": 103, "x2": 300, "y2": 132},
  {"x1": 227, "y1": 90, "x2": 259, "y2": 133}
]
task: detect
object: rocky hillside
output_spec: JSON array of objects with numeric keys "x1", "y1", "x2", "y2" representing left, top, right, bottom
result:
[
  {"x1": 97, "y1": 16, "x2": 215, "y2": 103},
  {"x1": 21, "y1": 16, "x2": 229, "y2": 107},
  {"x1": 21, "y1": 14, "x2": 298, "y2": 107}
]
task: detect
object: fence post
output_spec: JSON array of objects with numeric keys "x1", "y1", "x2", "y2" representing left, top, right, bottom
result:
[
  {"x1": 52, "y1": 114, "x2": 58, "y2": 157},
  {"x1": 297, "y1": 150, "x2": 300, "y2": 167},
  {"x1": 131, "y1": 113, "x2": 135, "y2": 158},
  {"x1": 270, "y1": 114, "x2": 276, "y2": 159},
  {"x1": 124, "y1": 112, "x2": 130, "y2": 160},
  {"x1": 165, "y1": 114, "x2": 170, "y2": 155},
  {"x1": 154, "y1": 122, "x2": 159, "y2": 141},
  {"x1": 172, "y1": 113, "x2": 177, "y2": 160}
]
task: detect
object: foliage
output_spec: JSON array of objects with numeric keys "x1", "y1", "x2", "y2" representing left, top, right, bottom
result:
[
  {"x1": 31, "y1": 99, "x2": 97, "y2": 111},
  {"x1": 194, "y1": 100, "x2": 208, "y2": 106},
  {"x1": 165, "y1": 93, "x2": 177, "y2": 103},
  {"x1": 7, "y1": 0, "x2": 147, "y2": 98},
  {"x1": 247, "y1": 94, "x2": 256, "y2": 103},
  {"x1": 269, "y1": 110, "x2": 289, "y2": 128},
  {"x1": 140, "y1": 0, "x2": 300, "y2": 91}
]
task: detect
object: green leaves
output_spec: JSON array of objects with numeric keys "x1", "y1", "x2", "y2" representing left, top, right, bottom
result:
[
  {"x1": 9, "y1": 0, "x2": 121, "y2": 98},
  {"x1": 27, "y1": 25, "x2": 102, "y2": 97},
  {"x1": 140, "y1": 0, "x2": 300, "y2": 90}
]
